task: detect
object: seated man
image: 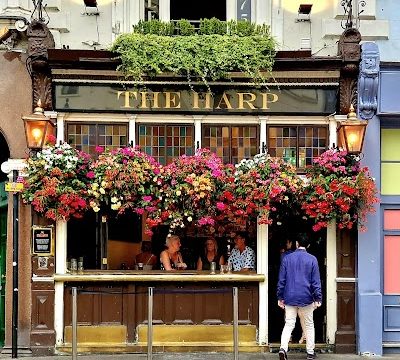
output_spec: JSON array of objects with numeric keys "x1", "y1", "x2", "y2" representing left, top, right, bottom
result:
[
  {"x1": 135, "y1": 241, "x2": 157, "y2": 270},
  {"x1": 228, "y1": 232, "x2": 255, "y2": 272}
]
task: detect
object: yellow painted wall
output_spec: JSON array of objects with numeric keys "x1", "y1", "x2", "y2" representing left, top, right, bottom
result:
[{"x1": 381, "y1": 129, "x2": 400, "y2": 195}]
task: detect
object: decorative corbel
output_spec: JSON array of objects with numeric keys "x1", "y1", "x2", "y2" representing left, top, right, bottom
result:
[
  {"x1": 26, "y1": 19, "x2": 55, "y2": 111},
  {"x1": 358, "y1": 42, "x2": 380, "y2": 120},
  {"x1": 338, "y1": 28, "x2": 361, "y2": 114}
]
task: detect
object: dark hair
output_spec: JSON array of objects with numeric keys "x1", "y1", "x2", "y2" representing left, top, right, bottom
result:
[
  {"x1": 141, "y1": 241, "x2": 152, "y2": 252},
  {"x1": 234, "y1": 231, "x2": 247, "y2": 242},
  {"x1": 297, "y1": 233, "x2": 309, "y2": 248}
]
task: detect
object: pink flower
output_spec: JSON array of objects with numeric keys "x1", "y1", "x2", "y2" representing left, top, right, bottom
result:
[
  {"x1": 95, "y1": 146, "x2": 104, "y2": 153},
  {"x1": 86, "y1": 171, "x2": 95, "y2": 179},
  {"x1": 143, "y1": 195, "x2": 152, "y2": 202},
  {"x1": 216, "y1": 202, "x2": 226, "y2": 211}
]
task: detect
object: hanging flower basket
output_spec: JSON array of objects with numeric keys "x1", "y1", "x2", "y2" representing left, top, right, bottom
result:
[
  {"x1": 145, "y1": 148, "x2": 233, "y2": 234},
  {"x1": 88, "y1": 146, "x2": 162, "y2": 215},
  {"x1": 228, "y1": 153, "x2": 303, "y2": 227},
  {"x1": 22, "y1": 142, "x2": 92, "y2": 221},
  {"x1": 301, "y1": 149, "x2": 379, "y2": 231}
]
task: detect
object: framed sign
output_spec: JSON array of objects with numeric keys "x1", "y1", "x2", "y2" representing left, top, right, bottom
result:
[{"x1": 32, "y1": 226, "x2": 54, "y2": 256}]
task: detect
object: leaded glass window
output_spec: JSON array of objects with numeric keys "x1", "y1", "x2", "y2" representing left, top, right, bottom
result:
[
  {"x1": 268, "y1": 126, "x2": 327, "y2": 168},
  {"x1": 202, "y1": 125, "x2": 258, "y2": 164},
  {"x1": 137, "y1": 124, "x2": 194, "y2": 165},
  {"x1": 67, "y1": 123, "x2": 128, "y2": 156}
]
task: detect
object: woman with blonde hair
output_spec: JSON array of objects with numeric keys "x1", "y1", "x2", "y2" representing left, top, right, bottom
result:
[
  {"x1": 197, "y1": 237, "x2": 225, "y2": 270},
  {"x1": 160, "y1": 235, "x2": 187, "y2": 271}
]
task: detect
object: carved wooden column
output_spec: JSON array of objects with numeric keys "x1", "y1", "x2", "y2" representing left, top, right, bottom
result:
[
  {"x1": 26, "y1": 20, "x2": 56, "y2": 355},
  {"x1": 26, "y1": 20, "x2": 55, "y2": 111},
  {"x1": 335, "y1": 27, "x2": 361, "y2": 354}
]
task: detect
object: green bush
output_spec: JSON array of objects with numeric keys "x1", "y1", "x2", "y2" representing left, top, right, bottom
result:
[
  {"x1": 113, "y1": 20, "x2": 276, "y2": 86},
  {"x1": 176, "y1": 19, "x2": 196, "y2": 36}
]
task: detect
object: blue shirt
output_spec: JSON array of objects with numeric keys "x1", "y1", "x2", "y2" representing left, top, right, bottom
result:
[
  {"x1": 228, "y1": 246, "x2": 255, "y2": 271},
  {"x1": 280, "y1": 249, "x2": 294, "y2": 263},
  {"x1": 277, "y1": 249, "x2": 322, "y2": 306}
]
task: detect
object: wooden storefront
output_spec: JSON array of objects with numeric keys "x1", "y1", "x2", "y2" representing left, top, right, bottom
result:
[{"x1": 26, "y1": 29, "x2": 361, "y2": 354}]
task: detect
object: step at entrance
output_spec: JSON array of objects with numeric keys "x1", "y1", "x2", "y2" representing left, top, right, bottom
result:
[{"x1": 137, "y1": 324, "x2": 257, "y2": 346}]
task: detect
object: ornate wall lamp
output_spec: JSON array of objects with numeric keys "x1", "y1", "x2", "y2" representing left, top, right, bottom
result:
[
  {"x1": 22, "y1": 100, "x2": 55, "y2": 153},
  {"x1": 337, "y1": 104, "x2": 368, "y2": 155}
]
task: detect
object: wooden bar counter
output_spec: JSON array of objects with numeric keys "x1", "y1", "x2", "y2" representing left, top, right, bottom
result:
[
  {"x1": 54, "y1": 269, "x2": 265, "y2": 282},
  {"x1": 55, "y1": 270, "x2": 265, "y2": 351}
]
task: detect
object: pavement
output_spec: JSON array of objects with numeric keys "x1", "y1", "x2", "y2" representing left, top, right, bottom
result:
[{"x1": 1, "y1": 353, "x2": 400, "y2": 359}]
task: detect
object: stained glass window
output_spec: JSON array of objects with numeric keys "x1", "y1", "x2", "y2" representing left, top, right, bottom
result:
[
  {"x1": 202, "y1": 125, "x2": 258, "y2": 164},
  {"x1": 137, "y1": 124, "x2": 194, "y2": 165},
  {"x1": 67, "y1": 123, "x2": 128, "y2": 155},
  {"x1": 268, "y1": 126, "x2": 327, "y2": 169}
]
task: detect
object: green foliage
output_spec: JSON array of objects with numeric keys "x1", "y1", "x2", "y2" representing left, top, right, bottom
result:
[
  {"x1": 199, "y1": 17, "x2": 227, "y2": 35},
  {"x1": 132, "y1": 19, "x2": 175, "y2": 36},
  {"x1": 176, "y1": 19, "x2": 195, "y2": 36},
  {"x1": 112, "y1": 20, "x2": 276, "y2": 86}
]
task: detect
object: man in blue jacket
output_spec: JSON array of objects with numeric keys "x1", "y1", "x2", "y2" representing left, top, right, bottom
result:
[{"x1": 276, "y1": 233, "x2": 322, "y2": 360}]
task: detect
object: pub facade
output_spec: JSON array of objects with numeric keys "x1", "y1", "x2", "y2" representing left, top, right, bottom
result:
[
  {"x1": 8, "y1": 24, "x2": 361, "y2": 355},
  {"x1": 0, "y1": 1, "x2": 378, "y2": 356}
]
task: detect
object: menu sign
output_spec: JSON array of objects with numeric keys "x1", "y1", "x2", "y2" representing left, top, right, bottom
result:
[{"x1": 32, "y1": 226, "x2": 54, "y2": 256}]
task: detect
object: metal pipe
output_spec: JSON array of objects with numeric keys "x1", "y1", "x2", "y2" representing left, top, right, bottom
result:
[
  {"x1": 233, "y1": 287, "x2": 239, "y2": 360},
  {"x1": 72, "y1": 287, "x2": 78, "y2": 360},
  {"x1": 147, "y1": 287, "x2": 153, "y2": 360},
  {"x1": 11, "y1": 170, "x2": 19, "y2": 358}
]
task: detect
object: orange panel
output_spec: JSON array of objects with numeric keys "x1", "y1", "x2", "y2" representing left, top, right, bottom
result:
[
  {"x1": 384, "y1": 235, "x2": 400, "y2": 294},
  {"x1": 384, "y1": 210, "x2": 400, "y2": 230}
]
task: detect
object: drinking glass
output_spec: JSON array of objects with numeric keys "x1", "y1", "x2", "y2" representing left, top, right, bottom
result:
[
  {"x1": 137, "y1": 262, "x2": 144, "y2": 270},
  {"x1": 226, "y1": 262, "x2": 232, "y2": 274},
  {"x1": 210, "y1": 262, "x2": 216, "y2": 275},
  {"x1": 220, "y1": 264, "x2": 225, "y2": 274},
  {"x1": 70, "y1": 258, "x2": 77, "y2": 273}
]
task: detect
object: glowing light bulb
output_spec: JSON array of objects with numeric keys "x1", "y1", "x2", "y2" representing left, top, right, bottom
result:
[
  {"x1": 31, "y1": 128, "x2": 43, "y2": 144},
  {"x1": 348, "y1": 133, "x2": 358, "y2": 149}
]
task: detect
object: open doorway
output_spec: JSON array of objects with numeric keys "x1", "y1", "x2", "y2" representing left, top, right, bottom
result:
[{"x1": 268, "y1": 216, "x2": 327, "y2": 345}]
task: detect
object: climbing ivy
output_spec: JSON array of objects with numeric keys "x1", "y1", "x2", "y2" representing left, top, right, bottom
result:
[{"x1": 111, "y1": 19, "x2": 276, "y2": 86}]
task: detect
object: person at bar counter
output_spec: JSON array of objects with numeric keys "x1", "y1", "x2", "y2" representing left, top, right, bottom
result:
[
  {"x1": 277, "y1": 233, "x2": 322, "y2": 360},
  {"x1": 197, "y1": 237, "x2": 225, "y2": 270},
  {"x1": 135, "y1": 241, "x2": 157, "y2": 270},
  {"x1": 160, "y1": 234, "x2": 187, "y2": 271},
  {"x1": 227, "y1": 231, "x2": 255, "y2": 272}
]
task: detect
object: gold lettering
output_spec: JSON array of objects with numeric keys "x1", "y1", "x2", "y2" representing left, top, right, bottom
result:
[
  {"x1": 152, "y1": 92, "x2": 160, "y2": 108},
  {"x1": 192, "y1": 91, "x2": 212, "y2": 109},
  {"x1": 117, "y1": 91, "x2": 133, "y2": 108},
  {"x1": 216, "y1": 92, "x2": 233, "y2": 109},
  {"x1": 140, "y1": 92, "x2": 160, "y2": 109},
  {"x1": 261, "y1": 92, "x2": 279, "y2": 110},
  {"x1": 238, "y1": 92, "x2": 257, "y2": 110},
  {"x1": 165, "y1": 92, "x2": 181, "y2": 109}
]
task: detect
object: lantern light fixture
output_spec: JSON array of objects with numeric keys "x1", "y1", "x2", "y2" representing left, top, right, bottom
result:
[
  {"x1": 337, "y1": 104, "x2": 368, "y2": 155},
  {"x1": 22, "y1": 100, "x2": 55, "y2": 152}
]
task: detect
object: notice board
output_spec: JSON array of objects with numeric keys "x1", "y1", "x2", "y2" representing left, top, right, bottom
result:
[{"x1": 32, "y1": 226, "x2": 54, "y2": 256}]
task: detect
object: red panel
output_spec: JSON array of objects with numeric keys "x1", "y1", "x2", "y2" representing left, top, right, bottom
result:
[
  {"x1": 384, "y1": 210, "x2": 400, "y2": 230},
  {"x1": 384, "y1": 235, "x2": 400, "y2": 294}
]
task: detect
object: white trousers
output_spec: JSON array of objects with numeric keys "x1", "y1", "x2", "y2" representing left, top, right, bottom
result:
[{"x1": 280, "y1": 303, "x2": 315, "y2": 354}]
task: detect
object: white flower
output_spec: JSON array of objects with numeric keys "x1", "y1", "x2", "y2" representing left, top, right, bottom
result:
[
  {"x1": 187, "y1": 216, "x2": 193, "y2": 222},
  {"x1": 93, "y1": 206, "x2": 100, "y2": 212},
  {"x1": 111, "y1": 197, "x2": 118, "y2": 203},
  {"x1": 111, "y1": 203, "x2": 121, "y2": 210},
  {"x1": 176, "y1": 190, "x2": 181, "y2": 196},
  {"x1": 99, "y1": 188, "x2": 105, "y2": 194}
]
